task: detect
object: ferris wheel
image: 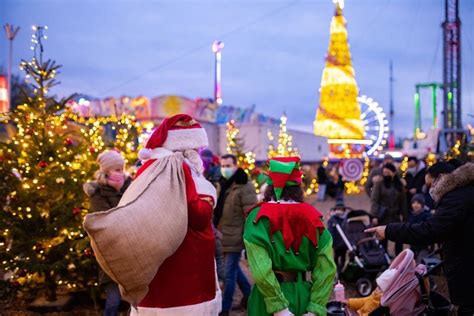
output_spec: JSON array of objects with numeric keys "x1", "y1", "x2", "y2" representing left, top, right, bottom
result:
[{"x1": 358, "y1": 95, "x2": 389, "y2": 156}]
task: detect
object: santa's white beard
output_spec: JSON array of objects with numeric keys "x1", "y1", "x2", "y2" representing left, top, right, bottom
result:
[{"x1": 182, "y1": 149, "x2": 204, "y2": 175}]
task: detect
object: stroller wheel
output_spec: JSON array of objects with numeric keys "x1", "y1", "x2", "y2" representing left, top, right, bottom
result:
[{"x1": 356, "y1": 278, "x2": 373, "y2": 297}]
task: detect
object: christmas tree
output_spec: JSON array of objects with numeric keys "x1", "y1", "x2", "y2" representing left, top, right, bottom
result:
[
  {"x1": 268, "y1": 113, "x2": 299, "y2": 158},
  {"x1": 313, "y1": 0, "x2": 364, "y2": 141},
  {"x1": 0, "y1": 26, "x2": 98, "y2": 301},
  {"x1": 225, "y1": 120, "x2": 255, "y2": 174}
]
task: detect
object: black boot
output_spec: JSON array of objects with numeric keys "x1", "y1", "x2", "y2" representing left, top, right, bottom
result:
[{"x1": 219, "y1": 311, "x2": 229, "y2": 316}]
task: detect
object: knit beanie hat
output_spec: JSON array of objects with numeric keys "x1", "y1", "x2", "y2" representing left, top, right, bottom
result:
[
  {"x1": 98, "y1": 150, "x2": 125, "y2": 173},
  {"x1": 411, "y1": 193, "x2": 425, "y2": 206}
]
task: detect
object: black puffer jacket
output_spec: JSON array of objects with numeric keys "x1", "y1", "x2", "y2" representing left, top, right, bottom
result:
[{"x1": 386, "y1": 163, "x2": 474, "y2": 306}]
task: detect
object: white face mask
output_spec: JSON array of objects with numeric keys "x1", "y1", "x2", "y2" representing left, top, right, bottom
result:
[
  {"x1": 407, "y1": 167, "x2": 417, "y2": 175},
  {"x1": 221, "y1": 167, "x2": 236, "y2": 179}
]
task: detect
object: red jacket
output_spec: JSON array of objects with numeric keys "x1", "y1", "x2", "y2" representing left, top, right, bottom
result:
[{"x1": 137, "y1": 161, "x2": 216, "y2": 308}]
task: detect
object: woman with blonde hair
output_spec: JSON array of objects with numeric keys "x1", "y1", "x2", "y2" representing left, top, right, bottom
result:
[{"x1": 83, "y1": 149, "x2": 132, "y2": 316}]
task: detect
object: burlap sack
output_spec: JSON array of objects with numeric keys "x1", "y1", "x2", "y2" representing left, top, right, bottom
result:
[{"x1": 83, "y1": 152, "x2": 188, "y2": 305}]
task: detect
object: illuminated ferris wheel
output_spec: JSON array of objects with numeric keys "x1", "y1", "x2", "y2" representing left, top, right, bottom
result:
[{"x1": 358, "y1": 95, "x2": 389, "y2": 156}]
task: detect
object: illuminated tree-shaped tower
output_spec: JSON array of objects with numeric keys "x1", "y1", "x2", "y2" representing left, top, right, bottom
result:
[{"x1": 313, "y1": 0, "x2": 365, "y2": 157}]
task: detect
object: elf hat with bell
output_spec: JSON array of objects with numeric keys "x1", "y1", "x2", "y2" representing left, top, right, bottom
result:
[
  {"x1": 138, "y1": 114, "x2": 208, "y2": 160},
  {"x1": 267, "y1": 156, "x2": 303, "y2": 201}
]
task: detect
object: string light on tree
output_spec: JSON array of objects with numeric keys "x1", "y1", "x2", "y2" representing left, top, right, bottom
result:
[
  {"x1": 225, "y1": 120, "x2": 255, "y2": 174},
  {"x1": 400, "y1": 156, "x2": 409, "y2": 178},
  {"x1": 425, "y1": 152, "x2": 437, "y2": 167},
  {"x1": 0, "y1": 26, "x2": 98, "y2": 302},
  {"x1": 268, "y1": 113, "x2": 299, "y2": 158}
]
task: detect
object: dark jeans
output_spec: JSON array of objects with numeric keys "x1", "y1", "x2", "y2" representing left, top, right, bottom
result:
[
  {"x1": 104, "y1": 282, "x2": 121, "y2": 316},
  {"x1": 214, "y1": 229, "x2": 225, "y2": 281},
  {"x1": 458, "y1": 305, "x2": 474, "y2": 315},
  {"x1": 222, "y1": 252, "x2": 251, "y2": 312}
]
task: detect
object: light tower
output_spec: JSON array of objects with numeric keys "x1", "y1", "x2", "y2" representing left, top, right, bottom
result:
[
  {"x1": 313, "y1": 0, "x2": 367, "y2": 158},
  {"x1": 441, "y1": 0, "x2": 462, "y2": 149},
  {"x1": 212, "y1": 40, "x2": 224, "y2": 105},
  {"x1": 388, "y1": 61, "x2": 395, "y2": 149}
]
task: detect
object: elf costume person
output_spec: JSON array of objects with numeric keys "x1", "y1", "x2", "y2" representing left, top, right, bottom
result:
[
  {"x1": 131, "y1": 114, "x2": 221, "y2": 315},
  {"x1": 244, "y1": 157, "x2": 336, "y2": 316}
]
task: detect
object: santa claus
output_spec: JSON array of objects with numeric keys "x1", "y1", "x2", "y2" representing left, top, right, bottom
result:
[{"x1": 130, "y1": 114, "x2": 221, "y2": 315}]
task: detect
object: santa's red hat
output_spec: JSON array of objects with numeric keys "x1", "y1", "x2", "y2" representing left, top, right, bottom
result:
[{"x1": 138, "y1": 114, "x2": 208, "y2": 160}]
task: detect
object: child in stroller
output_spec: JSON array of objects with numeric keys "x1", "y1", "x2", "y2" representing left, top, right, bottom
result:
[
  {"x1": 328, "y1": 208, "x2": 390, "y2": 296},
  {"x1": 344, "y1": 249, "x2": 453, "y2": 316}
]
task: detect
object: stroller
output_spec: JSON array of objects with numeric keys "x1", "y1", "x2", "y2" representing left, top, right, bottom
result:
[
  {"x1": 335, "y1": 209, "x2": 391, "y2": 296},
  {"x1": 369, "y1": 249, "x2": 453, "y2": 315},
  {"x1": 327, "y1": 249, "x2": 453, "y2": 316}
]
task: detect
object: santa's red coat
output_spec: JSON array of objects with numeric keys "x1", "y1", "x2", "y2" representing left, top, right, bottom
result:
[{"x1": 134, "y1": 159, "x2": 218, "y2": 311}]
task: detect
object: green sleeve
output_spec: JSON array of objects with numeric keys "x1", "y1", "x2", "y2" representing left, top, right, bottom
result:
[
  {"x1": 307, "y1": 229, "x2": 337, "y2": 316},
  {"x1": 244, "y1": 239, "x2": 289, "y2": 314}
]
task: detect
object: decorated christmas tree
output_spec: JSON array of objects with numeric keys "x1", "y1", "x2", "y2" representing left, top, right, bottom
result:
[
  {"x1": 225, "y1": 120, "x2": 255, "y2": 174},
  {"x1": 0, "y1": 26, "x2": 98, "y2": 301},
  {"x1": 313, "y1": 0, "x2": 364, "y2": 142},
  {"x1": 268, "y1": 113, "x2": 299, "y2": 158}
]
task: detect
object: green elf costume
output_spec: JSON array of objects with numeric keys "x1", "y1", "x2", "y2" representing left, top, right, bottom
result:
[{"x1": 244, "y1": 157, "x2": 336, "y2": 316}]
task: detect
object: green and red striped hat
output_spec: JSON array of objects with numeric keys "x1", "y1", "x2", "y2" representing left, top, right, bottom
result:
[{"x1": 267, "y1": 156, "x2": 303, "y2": 201}]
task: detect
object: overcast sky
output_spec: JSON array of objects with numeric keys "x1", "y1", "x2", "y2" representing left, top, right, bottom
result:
[{"x1": 1, "y1": 0, "x2": 473, "y2": 138}]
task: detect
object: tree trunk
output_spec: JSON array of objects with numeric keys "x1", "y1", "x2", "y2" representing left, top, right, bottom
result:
[{"x1": 45, "y1": 274, "x2": 57, "y2": 302}]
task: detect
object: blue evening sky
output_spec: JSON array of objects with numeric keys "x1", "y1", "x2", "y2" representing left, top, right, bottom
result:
[{"x1": 1, "y1": 0, "x2": 473, "y2": 138}]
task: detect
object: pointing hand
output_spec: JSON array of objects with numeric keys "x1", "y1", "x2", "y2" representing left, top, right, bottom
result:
[{"x1": 365, "y1": 226, "x2": 387, "y2": 240}]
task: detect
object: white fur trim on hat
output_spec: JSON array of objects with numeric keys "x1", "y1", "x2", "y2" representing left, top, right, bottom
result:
[
  {"x1": 138, "y1": 147, "x2": 174, "y2": 161},
  {"x1": 162, "y1": 128, "x2": 208, "y2": 151}
]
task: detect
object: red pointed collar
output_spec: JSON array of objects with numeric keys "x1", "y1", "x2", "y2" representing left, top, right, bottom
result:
[{"x1": 254, "y1": 202, "x2": 325, "y2": 253}]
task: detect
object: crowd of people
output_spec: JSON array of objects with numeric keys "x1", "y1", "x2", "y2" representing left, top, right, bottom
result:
[{"x1": 82, "y1": 114, "x2": 473, "y2": 316}]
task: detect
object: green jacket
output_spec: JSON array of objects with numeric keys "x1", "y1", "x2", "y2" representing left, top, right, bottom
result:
[
  {"x1": 244, "y1": 202, "x2": 336, "y2": 316},
  {"x1": 219, "y1": 180, "x2": 257, "y2": 253}
]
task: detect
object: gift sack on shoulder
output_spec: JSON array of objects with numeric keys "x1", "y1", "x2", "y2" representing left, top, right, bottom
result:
[{"x1": 83, "y1": 152, "x2": 188, "y2": 305}]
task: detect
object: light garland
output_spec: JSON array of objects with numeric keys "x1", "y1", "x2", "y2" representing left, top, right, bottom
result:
[
  {"x1": 400, "y1": 156, "x2": 409, "y2": 178},
  {"x1": 425, "y1": 152, "x2": 437, "y2": 167},
  {"x1": 268, "y1": 113, "x2": 299, "y2": 158},
  {"x1": 225, "y1": 120, "x2": 255, "y2": 174}
]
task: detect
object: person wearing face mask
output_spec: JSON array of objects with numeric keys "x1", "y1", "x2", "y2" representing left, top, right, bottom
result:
[
  {"x1": 370, "y1": 162, "x2": 407, "y2": 256},
  {"x1": 214, "y1": 154, "x2": 257, "y2": 316},
  {"x1": 405, "y1": 157, "x2": 427, "y2": 209},
  {"x1": 364, "y1": 154, "x2": 394, "y2": 197},
  {"x1": 83, "y1": 149, "x2": 132, "y2": 316},
  {"x1": 366, "y1": 161, "x2": 474, "y2": 315}
]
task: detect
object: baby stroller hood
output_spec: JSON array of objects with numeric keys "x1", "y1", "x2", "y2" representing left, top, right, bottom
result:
[{"x1": 380, "y1": 249, "x2": 427, "y2": 315}]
